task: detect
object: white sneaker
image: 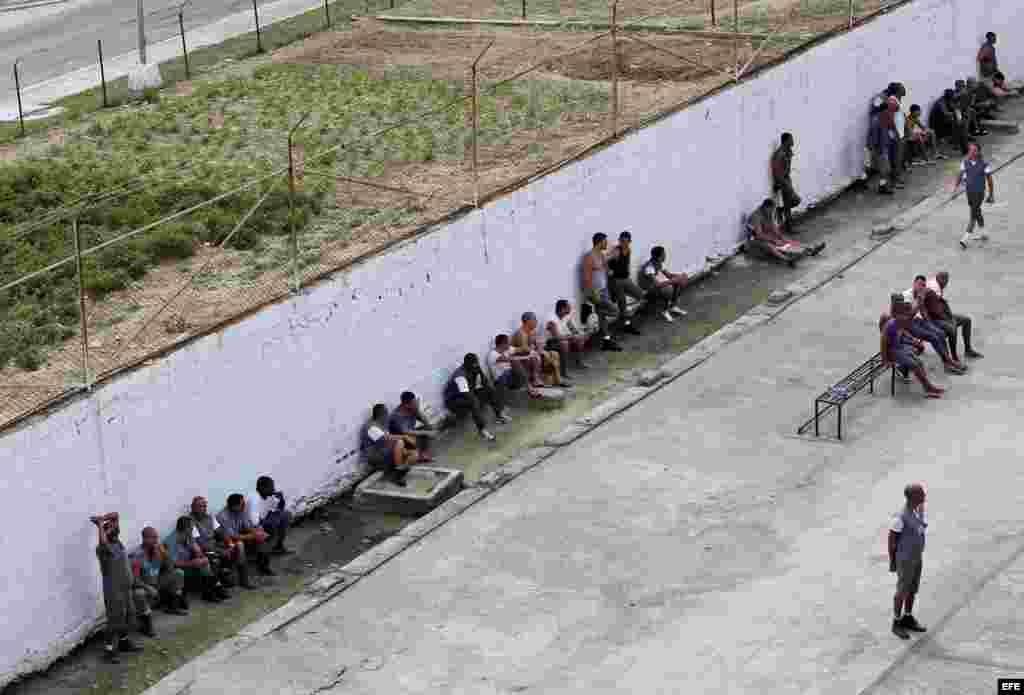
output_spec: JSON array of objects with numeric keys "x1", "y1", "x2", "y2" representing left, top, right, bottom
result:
[
  {"x1": 670, "y1": 306, "x2": 688, "y2": 316},
  {"x1": 662, "y1": 310, "x2": 675, "y2": 323},
  {"x1": 480, "y1": 429, "x2": 496, "y2": 442}
]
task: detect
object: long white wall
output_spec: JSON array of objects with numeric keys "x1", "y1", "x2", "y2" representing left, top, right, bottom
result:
[{"x1": 2, "y1": 0, "x2": 1021, "y2": 684}]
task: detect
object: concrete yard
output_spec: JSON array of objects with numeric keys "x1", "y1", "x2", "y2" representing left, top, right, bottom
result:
[{"x1": 140, "y1": 133, "x2": 1024, "y2": 692}]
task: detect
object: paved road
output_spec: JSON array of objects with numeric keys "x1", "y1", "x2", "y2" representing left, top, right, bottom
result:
[
  {"x1": 0, "y1": 0, "x2": 252, "y2": 97},
  {"x1": 142, "y1": 110, "x2": 1024, "y2": 694}
]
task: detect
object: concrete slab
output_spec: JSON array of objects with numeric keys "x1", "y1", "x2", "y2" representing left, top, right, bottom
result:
[
  {"x1": 143, "y1": 127, "x2": 1024, "y2": 695},
  {"x1": 354, "y1": 466, "x2": 463, "y2": 516}
]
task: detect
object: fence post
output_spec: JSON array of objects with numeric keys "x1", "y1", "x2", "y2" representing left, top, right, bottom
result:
[
  {"x1": 13, "y1": 61, "x2": 25, "y2": 138},
  {"x1": 732, "y1": 0, "x2": 739, "y2": 80},
  {"x1": 470, "y1": 41, "x2": 494, "y2": 208},
  {"x1": 287, "y1": 113, "x2": 310, "y2": 293},
  {"x1": 710, "y1": 0, "x2": 716, "y2": 26},
  {"x1": 324, "y1": 0, "x2": 331, "y2": 28},
  {"x1": 97, "y1": 40, "x2": 109, "y2": 107},
  {"x1": 848, "y1": 0, "x2": 854, "y2": 28},
  {"x1": 252, "y1": 0, "x2": 263, "y2": 53},
  {"x1": 179, "y1": 11, "x2": 191, "y2": 79},
  {"x1": 521, "y1": 0, "x2": 526, "y2": 20},
  {"x1": 610, "y1": 2, "x2": 619, "y2": 137},
  {"x1": 73, "y1": 218, "x2": 92, "y2": 390}
]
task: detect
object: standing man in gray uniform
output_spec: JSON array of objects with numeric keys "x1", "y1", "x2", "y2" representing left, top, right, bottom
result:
[
  {"x1": 953, "y1": 141, "x2": 995, "y2": 249},
  {"x1": 888, "y1": 483, "x2": 929, "y2": 639}
]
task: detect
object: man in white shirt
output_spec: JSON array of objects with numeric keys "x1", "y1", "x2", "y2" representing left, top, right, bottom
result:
[
  {"x1": 248, "y1": 476, "x2": 292, "y2": 556},
  {"x1": 545, "y1": 299, "x2": 589, "y2": 378},
  {"x1": 486, "y1": 334, "x2": 528, "y2": 392}
]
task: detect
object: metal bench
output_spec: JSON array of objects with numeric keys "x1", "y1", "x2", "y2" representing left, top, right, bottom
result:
[{"x1": 797, "y1": 352, "x2": 898, "y2": 440}]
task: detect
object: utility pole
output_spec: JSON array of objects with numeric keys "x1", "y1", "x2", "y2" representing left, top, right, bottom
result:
[{"x1": 137, "y1": 0, "x2": 147, "y2": 64}]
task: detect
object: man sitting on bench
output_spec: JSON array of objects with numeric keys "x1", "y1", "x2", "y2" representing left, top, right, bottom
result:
[
  {"x1": 746, "y1": 199, "x2": 825, "y2": 266},
  {"x1": 930, "y1": 271, "x2": 983, "y2": 360},
  {"x1": 899, "y1": 282, "x2": 967, "y2": 374},
  {"x1": 881, "y1": 302, "x2": 945, "y2": 399}
]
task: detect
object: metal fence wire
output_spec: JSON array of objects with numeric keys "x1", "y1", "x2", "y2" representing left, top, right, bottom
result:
[{"x1": 1, "y1": 0, "x2": 895, "y2": 429}]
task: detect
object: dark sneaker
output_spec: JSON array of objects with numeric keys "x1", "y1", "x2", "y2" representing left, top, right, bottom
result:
[
  {"x1": 118, "y1": 638, "x2": 143, "y2": 653},
  {"x1": 965, "y1": 349, "x2": 984, "y2": 359},
  {"x1": 892, "y1": 619, "x2": 910, "y2": 640},
  {"x1": 103, "y1": 647, "x2": 120, "y2": 664},
  {"x1": 622, "y1": 323, "x2": 642, "y2": 336},
  {"x1": 271, "y1": 546, "x2": 295, "y2": 556},
  {"x1": 601, "y1": 339, "x2": 623, "y2": 352},
  {"x1": 900, "y1": 615, "x2": 927, "y2": 632}
]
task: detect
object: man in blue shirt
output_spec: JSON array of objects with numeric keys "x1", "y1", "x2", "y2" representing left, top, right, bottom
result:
[
  {"x1": 389, "y1": 391, "x2": 439, "y2": 463},
  {"x1": 953, "y1": 141, "x2": 994, "y2": 249}
]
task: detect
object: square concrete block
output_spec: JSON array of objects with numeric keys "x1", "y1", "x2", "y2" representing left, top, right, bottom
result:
[{"x1": 355, "y1": 466, "x2": 464, "y2": 516}]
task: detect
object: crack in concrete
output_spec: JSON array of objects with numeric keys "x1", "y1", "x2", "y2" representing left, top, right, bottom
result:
[
  {"x1": 309, "y1": 667, "x2": 348, "y2": 694},
  {"x1": 922, "y1": 649, "x2": 1024, "y2": 674}
]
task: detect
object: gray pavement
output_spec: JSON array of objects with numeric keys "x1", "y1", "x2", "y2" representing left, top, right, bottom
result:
[
  {"x1": 142, "y1": 134, "x2": 1024, "y2": 693},
  {"x1": 0, "y1": 0, "x2": 323, "y2": 120}
]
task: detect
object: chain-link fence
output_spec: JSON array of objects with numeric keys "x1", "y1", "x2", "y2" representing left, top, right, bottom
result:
[{"x1": 0, "y1": 0, "x2": 906, "y2": 428}]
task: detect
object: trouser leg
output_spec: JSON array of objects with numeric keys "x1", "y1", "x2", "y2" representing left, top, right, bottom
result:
[
  {"x1": 954, "y1": 313, "x2": 973, "y2": 350},
  {"x1": 448, "y1": 394, "x2": 485, "y2": 431},
  {"x1": 263, "y1": 511, "x2": 292, "y2": 551}
]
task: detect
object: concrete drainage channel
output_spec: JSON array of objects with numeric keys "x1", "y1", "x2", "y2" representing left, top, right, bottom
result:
[{"x1": 143, "y1": 142, "x2": 1024, "y2": 695}]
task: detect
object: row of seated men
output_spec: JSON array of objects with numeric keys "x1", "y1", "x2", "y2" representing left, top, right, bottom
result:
[
  {"x1": 878, "y1": 272, "x2": 982, "y2": 398},
  {"x1": 360, "y1": 233, "x2": 702, "y2": 484},
  {"x1": 89, "y1": 476, "x2": 293, "y2": 661}
]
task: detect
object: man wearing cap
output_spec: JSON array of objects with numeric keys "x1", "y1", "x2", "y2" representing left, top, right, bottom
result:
[
  {"x1": 607, "y1": 231, "x2": 644, "y2": 336},
  {"x1": 953, "y1": 141, "x2": 994, "y2": 249},
  {"x1": 512, "y1": 311, "x2": 569, "y2": 389}
]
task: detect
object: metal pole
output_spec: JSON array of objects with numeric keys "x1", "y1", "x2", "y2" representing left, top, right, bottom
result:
[
  {"x1": 73, "y1": 219, "x2": 92, "y2": 390},
  {"x1": 324, "y1": 0, "x2": 331, "y2": 28},
  {"x1": 848, "y1": 0, "x2": 854, "y2": 28},
  {"x1": 137, "y1": 0, "x2": 147, "y2": 64},
  {"x1": 733, "y1": 0, "x2": 739, "y2": 80},
  {"x1": 179, "y1": 11, "x2": 190, "y2": 79},
  {"x1": 97, "y1": 40, "x2": 108, "y2": 107},
  {"x1": 710, "y1": 0, "x2": 716, "y2": 26},
  {"x1": 470, "y1": 41, "x2": 493, "y2": 209},
  {"x1": 610, "y1": 2, "x2": 619, "y2": 137},
  {"x1": 13, "y1": 61, "x2": 25, "y2": 138},
  {"x1": 521, "y1": 0, "x2": 525, "y2": 20},
  {"x1": 253, "y1": 0, "x2": 263, "y2": 53},
  {"x1": 287, "y1": 113, "x2": 310, "y2": 292}
]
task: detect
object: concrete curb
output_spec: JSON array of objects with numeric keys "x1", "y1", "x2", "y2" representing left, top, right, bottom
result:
[{"x1": 142, "y1": 141, "x2": 1024, "y2": 695}]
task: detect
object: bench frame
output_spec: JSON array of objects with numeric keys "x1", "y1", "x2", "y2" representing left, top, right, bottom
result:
[{"x1": 798, "y1": 352, "x2": 899, "y2": 441}]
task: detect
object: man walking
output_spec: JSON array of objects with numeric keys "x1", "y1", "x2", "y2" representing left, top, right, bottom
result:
[
  {"x1": 889, "y1": 483, "x2": 929, "y2": 639},
  {"x1": 953, "y1": 142, "x2": 995, "y2": 249},
  {"x1": 772, "y1": 132, "x2": 801, "y2": 234}
]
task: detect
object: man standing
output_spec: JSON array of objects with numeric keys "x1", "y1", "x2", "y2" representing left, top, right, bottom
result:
[
  {"x1": 607, "y1": 231, "x2": 644, "y2": 336},
  {"x1": 637, "y1": 246, "x2": 690, "y2": 323},
  {"x1": 581, "y1": 233, "x2": 623, "y2": 352},
  {"x1": 445, "y1": 353, "x2": 508, "y2": 442},
  {"x1": 545, "y1": 299, "x2": 588, "y2": 377},
  {"x1": 930, "y1": 271, "x2": 983, "y2": 360},
  {"x1": 889, "y1": 483, "x2": 929, "y2": 639},
  {"x1": 772, "y1": 132, "x2": 801, "y2": 234},
  {"x1": 90, "y1": 512, "x2": 145, "y2": 663},
  {"x1": 953, "y1": 142, "x2": 994, "y2": 249},
  {"x1": 978, "y1": 32, "x2": 998, "y2": 84}
]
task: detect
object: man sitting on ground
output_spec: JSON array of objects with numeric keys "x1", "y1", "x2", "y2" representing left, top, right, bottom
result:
[
  {"x1": 217, "y1": 494, "x2": 274, "y2": 576},
  {"x1": 487, "y1": 334, "x2": 529, "y2": 396},
  {"x1": 990, "y1": 72, "x2": 1020, "y2": 100},
  {"x1": 250, "y1": 476, "x2": 292, "y2": 556},
  {"x1": 929, "y1": 89, "x2": 968, "y2": 156},
  {"x1": 512, "y1": 311, "x2": 569, "y2": 390},
  {"x1": 581, "y1": 233, "x2": 623, "y2": 352},
  {"x1": 445, "y1": 353, "x2": 509, "y2": 443},
  {"x1": 637, "y1": 246, "x2": 690, "y2": 323},
  {"x1": 607, "y1": 231, "x2": 644, "y2": 336},
  {"x1": 746, "y1": 199, "x2": 825, "y2": 266},
  {"x1": 166, "y1": 516, "x2": 229, "y2": 603},
  {"x1": 906, "y1": 104, "x2": 944, "y2": 164},
  {"x1": 131, "y1": 526, "x2": 186, "y2": 620},
  {"x1": 190, "y1": 496, "x2": 253, "y2": 590},
  {"x1": 772, "y1": 132, "x2": 801, "y2": 234},
  {"x1": 546, "y1": 299, "x2": 589, "y2": 378},
  {"x1": 388, "y1": 391, "x2": 439, "y2": 463},
  {"x1": 362, "y1": 403, "x2": 415, "y2": 485},
  {"x1": 930, "y1": 271, "x2": 983, "y2": 360},
  {"x1": 881, "y1": 302, "x2": 945, "y2": 399}
]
